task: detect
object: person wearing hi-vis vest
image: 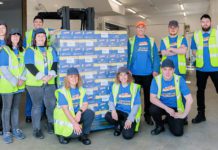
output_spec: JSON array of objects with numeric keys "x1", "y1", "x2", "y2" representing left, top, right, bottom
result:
[
  {"x1": 54, "y1": 67, "x2": 95, "y2": 145},
  {"x1": 160, "y1": 20, "x2": 188, "y2": 79},
  {"x1": 149, "y1": 59, "x2": 193, "y2": 136},
  {"x1": 105, "y1": 67, "x2": 141, "y2": 140},
  {"x1": 0, "y1": 20, "x2": 8, "y2": 135},
  {"x1": 127, "y1": 21, "x2": 160, "y2": 126},
  {"x1": 24, "y1": 28, "x2": 58, "y2": 139},
  {"x1": 24, "y1": 15, "x2": 53, "y2": 124},
  {"x1": 191, "y1": 14, "x2": 218, "y2": 124},
  {"x1": 0, "y1": 29, "x2": 26, "y2": 144}
]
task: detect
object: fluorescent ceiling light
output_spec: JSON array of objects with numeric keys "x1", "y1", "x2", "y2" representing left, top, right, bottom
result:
[
  {"x1": 127, "y1": 8, "x2": 136, "y2": 14},
  {"x1": 180, "y1": 4, "x2": 184, "y2": 10},
  {"x1": 138, "y1": 15, "x2": 146, "y2": 19},
  {"x1": 183, "y1": 12, "x2": 186, "y2": 17},
  {"x1": 0, "y1": 1, "x2": 4, "y2": 5},
  {"x1": 112, "y1": 0, "x2": 122, "y2": 6}
]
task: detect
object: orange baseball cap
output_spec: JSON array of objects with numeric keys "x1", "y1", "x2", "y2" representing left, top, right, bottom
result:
[{"x1": 136, "y1": 21, "x2": 146, "y2": 27}]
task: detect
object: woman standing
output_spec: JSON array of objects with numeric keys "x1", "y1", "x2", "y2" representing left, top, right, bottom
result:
[
  {"x1": 24, "y1": 28, "x2": 58, "y2": 139},
  {"x1": 0, "y1": 20, "x2": 7, "y2": 135},
  {"x1": 0, "y1": 28, "x2": 26, "y2": 144},
  {"x1": 54, "y1": 67, "x2": 94, "y2": 145},
  {"x1": 105, "y1": 67, "x2": 142, "y2": 140}
]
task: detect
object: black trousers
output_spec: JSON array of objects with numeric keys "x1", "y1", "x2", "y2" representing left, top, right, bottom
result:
[
  {"x1": 149, "y1": 104, "x2": 184, "y2": 136},
  {"x1": 105, "y1": 110, "x2": 136, "y2": 139},
  {"x1": 133, "y1": 74, "x2": 153, "y2": 115},
  {"x1": 196, "y1": 71, "x2": 218, "y2": 113},
  {"x1": 0, "y1": 95, "x2": 2, "y2": 129}
]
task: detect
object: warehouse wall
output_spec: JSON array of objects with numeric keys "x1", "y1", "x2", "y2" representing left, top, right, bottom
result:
[{"x1": 27, "y1": 0, "x2": 86, "y2": 30}]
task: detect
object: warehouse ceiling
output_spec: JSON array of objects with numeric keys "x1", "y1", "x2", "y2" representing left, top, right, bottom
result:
[
  {"x1": 0, "y1": 0, "x2": 21, "y2": 11},
  {"x1": 81, "y1": 0, "x2": 210, "y2": 19}
]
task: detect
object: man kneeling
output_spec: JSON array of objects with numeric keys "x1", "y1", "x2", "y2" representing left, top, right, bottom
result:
[{"x1": 150, "y1": 59, "x2": 193, "y2": 136}]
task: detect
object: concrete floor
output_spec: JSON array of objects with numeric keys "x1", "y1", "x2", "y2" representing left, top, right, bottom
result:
[{"x1": 1, "y1": 70, "x2": 218, "y2": 150}]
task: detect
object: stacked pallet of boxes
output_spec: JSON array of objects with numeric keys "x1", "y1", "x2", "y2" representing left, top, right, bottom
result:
[{"x1": 55, "y1": 30, "x2": 128, "y2": 130}]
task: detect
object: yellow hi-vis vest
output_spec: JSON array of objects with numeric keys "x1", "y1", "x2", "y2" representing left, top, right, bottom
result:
[
  {"x1": 194, "y1": 28, "x2": 218, "y2": 68},
  {"x1": 17, "y1": 50, "x2": 25, "y2": 90},
  {"x1": 25, "y1": 28, "x2": 50, "y2": 48},
  {"x1": 54, "y1": 87, "x2": 86, "y2": 137},
  {"x1": 155, "y1": 74, "x2": 184, "y2": 112},
  {"x1": 25, "y1": 46, "x2": 54, "y2": 86},
  {"x1": 162, "y1": 36, "x2": 187, "y2": 74},
  {"x1": 128, "y1": 36, "x2": 155, "y2": 65},
  {"x1": 0, "y1": 46, "x2": 20, "y2": 93},
  {"x1": 112, "y1": 82, "x2": 142, "y2": 132}
]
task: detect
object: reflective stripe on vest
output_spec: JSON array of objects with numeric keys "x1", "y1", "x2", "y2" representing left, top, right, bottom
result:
[
  {"x1": 0, "y1": 46, "x2": 20, "y2": 93},
  {"x1": 128, "y1": 36, "x2": 154, "y2": 65},
  {"x1": 162, "y1": 36, "x2": 186, "y2": 74},
  {"x1": 25, "y1": 28, "x2": 50, "y2": 48},
  {"x1": 54, "y1": 87, "x2": 86, "y2": 137},
  {"x1": 25, "y1": 46, "x2": 54, "y2": 86},
  {"x1": 155, "y1": 74, "x2": 184, "y2": 112},
  {"x1": 112, "y1": 82, "x2": 142, "y2": 131},
  {"x1": 194, "y1": 28, "x2": 218, "y2": 68}
]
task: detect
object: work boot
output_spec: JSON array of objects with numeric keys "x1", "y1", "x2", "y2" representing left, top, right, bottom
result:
[
  {"x1": 114, "y1": 124, "x2": 121, "y2": 136},
  {"x1": 79, "y1": 134, "x2": 91, "y2": 145},
  {"x1": 151, "y1": 126, "x2": 165, "y2": 135},
  {"x1": 33, "y1": 129, "x2": 44, "y2": 139},
  {"x1": 58, "y1": 136, "x2": 70, "y2": 144},
  {"x1": 192, "y1": 113, "x2": 206, "y2": 124}
]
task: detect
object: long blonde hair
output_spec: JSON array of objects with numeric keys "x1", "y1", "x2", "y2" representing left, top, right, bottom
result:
[{"x1": 64, "y1": 74, "x2": 83, "y2": 89}]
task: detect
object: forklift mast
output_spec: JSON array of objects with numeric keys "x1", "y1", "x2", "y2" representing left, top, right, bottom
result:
[{"x1": 37, "y1": 6, "x2": 95, "y2": 30}]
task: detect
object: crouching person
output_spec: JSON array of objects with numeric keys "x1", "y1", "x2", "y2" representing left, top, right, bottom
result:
[
  {"x1": 54, "y1": 67, "x2": 95, "y2": 145},
  {"x1": 150, "y1": 59, "x2": 193, "y2": 136},
  {"x1": 105, "y1": 67, "x2": 142, "y2": 140}
]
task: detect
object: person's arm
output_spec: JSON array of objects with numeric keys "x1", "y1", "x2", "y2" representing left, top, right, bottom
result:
[
  {"x1": 127, "y1": 90, "x2": 140, "y2": 122},
  {"x1": 191, "y1": 36, "x2": 197, "y2": 57},
  {"x1": 174, "y1": 77, "x2": 193, "y2": 118},
  {"x1": 160, "y1": 39, "x2": 176, "y2": 56},
  {"x1": 127, "y1": 40, "x2": 131, "y2": 69},
  {"x1": 0, "y1": 67, "x2": 18, "y2": 86},
  {"x1": 174, "y1": 94, "x2": 193, "y2": 118},
  {"x1": 152, "y1": 42, "x2": 160, "y2": 75},
  {"x1": 0, "y1": 49, "x2": 18, "y2": 86},
  {"x1": 169, "y1": 38, "x2": 188, "y2": 54},
  {"x1": 24, "y1": 48, "x2": 45, "y2": 80},
  {"x1": 48, "y1": 48, "x2": 58, "y2": 77}
]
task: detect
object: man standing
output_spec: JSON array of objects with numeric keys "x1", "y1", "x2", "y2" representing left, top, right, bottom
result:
[
  {"x1": 191, "y1": 14, "x2": 218, "y2": 124},
  {"x1": 160, "y1": 20, "x2": 188, "y2": 79},
  {"x1": 128, "y1": 21, "x2": 160, "y2": 125}
]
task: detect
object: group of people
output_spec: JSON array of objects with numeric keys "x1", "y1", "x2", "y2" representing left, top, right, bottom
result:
[{"x1": 0, "y1": 13, "x2": 216, "y2": 146}]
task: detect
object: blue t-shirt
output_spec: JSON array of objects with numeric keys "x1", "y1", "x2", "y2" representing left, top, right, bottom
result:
[
  {"x1": 160, "y1": 36, "x2": 188, "y2": 75},
  {"x1": 0, "y1": 47, "x2": 20, "y2": 66},
  {"x1": 109, "y1": 84, "x2": 141, "y2": 114},
  {"x1": 24, "y1": 46, "x2": 58, "y2": 75},
  {"x1": 191, "y1": 31, "x2": 218, "y2": 72},
  {"x1": 0, "y1": 40, "x2": 5, "y2": 47},
  {"x1": 58, "y1": 88, "x2": 88, "y2": 113},
  {"x1": 150, "y1": 76, "x2": 190, "y2": 108},
  {"x1": 128, "y1": 35, "x2": 160, "y2": 75}
]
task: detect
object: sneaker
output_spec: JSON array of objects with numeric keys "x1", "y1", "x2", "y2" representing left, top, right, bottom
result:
[
  {"x1": 33, "y1": 129, "x2": 44, "y2": 139},
  {"x1": 58, "y1": 136, "x2": 70, "y2": 144},
  {"x1": 192, "y1": 113, "x2": 206, "y2": 124},
  {"x1": 3, "y1": 132, "x2": 13, "y2": 144},
  {"x1": 47, "y1": 123, "x2": 54, "y2": 134},
  {"x1": 12, "y1": 129, "x2": 25, "y2": 140}
]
